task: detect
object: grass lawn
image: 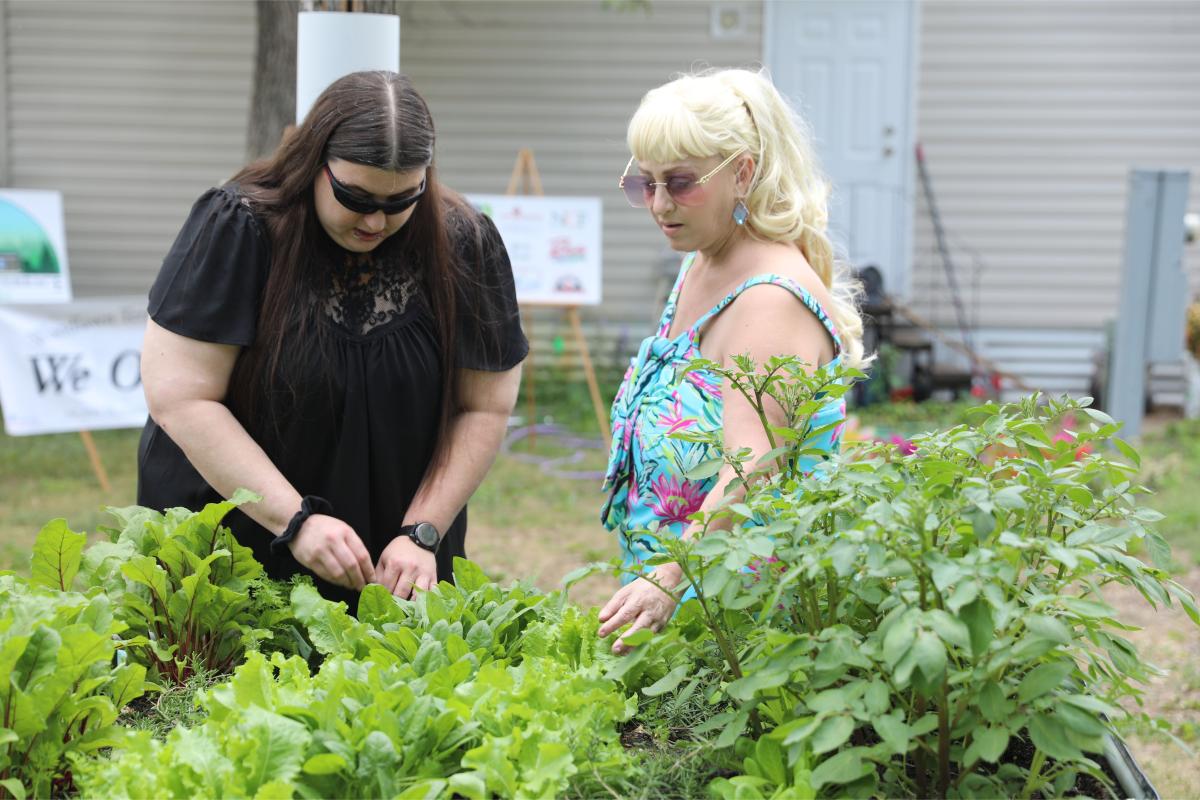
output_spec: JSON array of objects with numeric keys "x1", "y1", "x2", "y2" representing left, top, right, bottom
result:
[
  {"x1": 2, "y1": 401, "x2": 1199, "y2": 794},
  {"x1": 1135, "y1": 417, "x2": 1200, "y2": 566},
  {"x1": 0, "y1": 424, "x2": 138, "y2": 571}
]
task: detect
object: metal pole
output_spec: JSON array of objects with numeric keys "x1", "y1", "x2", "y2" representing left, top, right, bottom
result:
[{"x1": 1107, "y1": 169, "x2": 1190, "y2": 438}]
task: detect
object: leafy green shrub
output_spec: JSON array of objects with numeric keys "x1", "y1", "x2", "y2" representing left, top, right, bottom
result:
[
  {"x1": 0, "y1": 574, "x2": 151, "y2": 800},
  {"x1": 623, "y1": 357, "x2": 1199, "y2": 798},
  {"x1": 44, "y1": 489, "x2": 300, "y2": 684}
]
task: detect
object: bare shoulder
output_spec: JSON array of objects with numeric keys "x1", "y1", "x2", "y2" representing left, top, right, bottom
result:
[
  {"x1": 716, "y1": 242, "x2": 837, "y2": 329},
  {"x1": 703, "y1": 243, "x2": 837, "y2": 365},
  {"x1": 748, "y1": 242, "x2": 836, "y2": 311}
]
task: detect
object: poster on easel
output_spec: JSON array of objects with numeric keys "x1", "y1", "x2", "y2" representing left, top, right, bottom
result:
[
  {"x1": 467, "y1": 194, "x2": 603, "y2": 306},
  {"x1": 0, "y1": 189, "x2": 72, "y2": 304}
]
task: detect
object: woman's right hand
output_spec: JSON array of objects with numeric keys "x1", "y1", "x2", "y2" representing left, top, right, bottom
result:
[{"x1": 288, "y1": 514, "x2": 375, "y2": 590}]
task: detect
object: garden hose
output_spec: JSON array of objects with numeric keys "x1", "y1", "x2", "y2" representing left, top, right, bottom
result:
[{"x1": 501, "y1": 423, "x2": 606, "y2": 481}]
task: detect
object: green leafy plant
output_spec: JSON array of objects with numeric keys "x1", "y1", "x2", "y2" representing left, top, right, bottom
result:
[
  {"x1": 117, "y1": 663, "x2": 224, "y2": 740},
  {"x1": 0, "y1": 574, "x2": 151, "y2": 800},
  {"x1": 708, "y1": 731, "x2": 816, "y2": 800},
  {"x1": 39, "y1": 489, "x2": 299, "y2": 684},
  {"x1": 78, "y1": 560, "x2": 639, "y2": 800},
  {"x1": 612, "y1": 357, "x2": 1199, "y2": 798}
]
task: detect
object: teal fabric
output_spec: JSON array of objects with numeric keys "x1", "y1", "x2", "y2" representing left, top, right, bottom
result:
[{"x1": 601, "y1": 253, "x2": 848, "y2": 590}]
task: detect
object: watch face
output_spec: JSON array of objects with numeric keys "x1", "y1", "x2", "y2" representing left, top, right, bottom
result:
[{"x1": 413, "y1": 522, "x2": 439, "y2": 547}]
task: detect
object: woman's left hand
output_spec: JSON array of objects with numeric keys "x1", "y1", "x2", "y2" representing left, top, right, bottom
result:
[
  {"x1": 376, "y1": 537, "x2": 437, "y2": 599},
  {"x1": 597, "y1": 565, "x2": 682, "y2": 655}
]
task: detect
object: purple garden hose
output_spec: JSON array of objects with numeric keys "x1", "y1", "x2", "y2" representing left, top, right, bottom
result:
[{"x1": 501, "y1": 423, "x2": 607, "y2": 481}]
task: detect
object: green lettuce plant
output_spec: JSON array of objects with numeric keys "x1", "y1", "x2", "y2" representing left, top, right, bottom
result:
[
  {"x1": 77, "y1": 560, "x2": 638, "y2": 800},
  {"x1": 619, "y1": 357, "x2": 1199, "y2": 798},
  {"x1": 0, "y1": 573, "x2": 151, "y2": 800}
]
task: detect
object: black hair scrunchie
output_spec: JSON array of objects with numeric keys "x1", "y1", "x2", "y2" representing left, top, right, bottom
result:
[{"x1": 270, "y1": 495, "x2": 334, "y2": 556}]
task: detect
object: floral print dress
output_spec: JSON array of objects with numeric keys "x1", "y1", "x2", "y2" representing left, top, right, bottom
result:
[{"x1": 601, "y1": 252, "x2": 847, "y2": 587}]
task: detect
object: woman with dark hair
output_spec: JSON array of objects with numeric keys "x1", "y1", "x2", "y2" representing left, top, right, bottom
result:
[{"x1": 137, "y1": 71, "x2": 527, "y2": 606}]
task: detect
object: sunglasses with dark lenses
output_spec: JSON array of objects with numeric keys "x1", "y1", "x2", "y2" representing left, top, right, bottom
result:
[
  {"x1": 324, "y1": 164, "x2": 426, "y2": 215},
  {"x1": 618, "y1": 150, "x2": 745, "y2": 208}
]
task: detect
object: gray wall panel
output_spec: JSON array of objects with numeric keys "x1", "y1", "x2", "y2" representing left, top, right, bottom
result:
[
  {"x1": 398, "y1": 1, "x2": 763, "y2": 359},
  {"x1": 912, "y1": 0, "x2": 1200, "y2": 334},
  {"x1": 3, "y1": 0, "x2": 254, "y2": 297}
]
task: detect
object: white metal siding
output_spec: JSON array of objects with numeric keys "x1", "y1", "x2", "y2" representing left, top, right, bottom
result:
[
  {"x1": 2, "y1": 0, "x2": 254, "y2": 296},
  {"x1": 0, "y1": 4, "x2": 9, "y2": 186},
  {"x1": 398, "y1": 1, "x2": 763, "y2": 364},
  {"x1": 7, "y1": 0, "x2": 1191, "y2": 404},
  {"x1": 912, "y1": 1, "x2": 1200, "y2": 334}
]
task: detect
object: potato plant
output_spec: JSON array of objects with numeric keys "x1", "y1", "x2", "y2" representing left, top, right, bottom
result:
[{"x1": 618, "y1": 357, "x2": 1198, "y2": 798}]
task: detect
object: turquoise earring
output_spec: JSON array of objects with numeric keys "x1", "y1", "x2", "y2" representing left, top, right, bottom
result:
[{"x1": 732, "y1": 200, "x2": 749, "y2": 226}]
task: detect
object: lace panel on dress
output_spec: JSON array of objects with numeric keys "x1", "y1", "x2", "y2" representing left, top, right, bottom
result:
[{"x1": 321, "y1": 249, "x2": 424, "y2": 335}]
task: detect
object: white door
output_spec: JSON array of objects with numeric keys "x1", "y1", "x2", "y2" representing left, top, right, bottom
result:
[{"x1": 765, "y1": 0, "x2": 918, "y2": 298}]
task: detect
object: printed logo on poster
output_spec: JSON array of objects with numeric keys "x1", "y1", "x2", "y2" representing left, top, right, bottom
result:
[
  {"x1": 468, "y1": 195, "x2": 602, "y2": 306},
  {"x1": 0, "y1": 189, "x2": 72, "y2": 304}
]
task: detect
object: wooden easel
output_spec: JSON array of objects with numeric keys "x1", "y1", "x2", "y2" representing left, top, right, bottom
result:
[
  {"x1": 0, "y1": 380, "x2": 111, "y2": 492},
  {"x1": 79, "y1": 430, "x2": 111, "y2": 492},
  {"x1": 505, "y1": 149, "x2": 611, "y2": 444}
]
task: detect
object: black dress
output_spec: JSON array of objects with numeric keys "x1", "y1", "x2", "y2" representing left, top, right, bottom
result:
[{"x1": 136, "y1": 185, "x2": 528, "y2": 606}]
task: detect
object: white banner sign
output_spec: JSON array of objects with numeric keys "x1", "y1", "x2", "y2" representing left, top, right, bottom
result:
[
  {"x1": 0, "y1": 297, "x2": 147, "y2": 436},
  {"x1": 468, "y1": 195, "x2": 603, "y2": 306},
  {"x1": 0, "y1": 189, "x2": 72, "y2": 304}
]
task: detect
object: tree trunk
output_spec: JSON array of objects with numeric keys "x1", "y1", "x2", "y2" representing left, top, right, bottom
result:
[
  {"x1": 246, "y1": 0, "x2": 299, "y2": 162},
  {"x1": 245, "y1": 1, "x2": 421, "y2": 161}
]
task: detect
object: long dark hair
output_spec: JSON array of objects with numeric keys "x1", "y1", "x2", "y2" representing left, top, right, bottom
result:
[{"x1": 227, "y1": 71, "x2": 470, "y2": 447}]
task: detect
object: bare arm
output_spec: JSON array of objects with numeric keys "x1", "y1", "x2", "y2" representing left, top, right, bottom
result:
[
  {"x1": 676, "y1": 284, "x2": 833, "y2": 544},
  {"x1": 410, "y1": 363, "x2": 523, "y2": 530},
  {"x1": 375, "y1": 361, "x2": 523, "y2": 596},
  {"x1": 142, "y1": 319, "x2": 300, "y2": 533},
  {"x1": 141, "y1": 319, "x2": 373, "y2": 588}
]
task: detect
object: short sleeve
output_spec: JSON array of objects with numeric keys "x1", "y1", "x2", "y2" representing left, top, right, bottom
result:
[
  {"x1": 453, "y1": 210, "x2": 529, "y2": 371},
  {"x1": 147, "y1": 185, "x2": 270, "y2": 347}
]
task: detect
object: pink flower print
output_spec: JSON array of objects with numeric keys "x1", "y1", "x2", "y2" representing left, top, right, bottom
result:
[
  {"x1": 659, "y1": 396, "x2": 697, "y2": 436},
  {"x1": 611, "y1": 419, "x2": 625, "y2": 449},
  {"x1": 622, "y1": 409, "x2": 638, "y2": 453},
  {"x1": 625, "y1": 471, "x2": 643, "y2": 515},
  {"x1": 830, "y1": 422, "x2": 846, "y2": 443},
  {"x1": 648, "y1": 473, "x2": 708, "y2": 526},
  {"x1": 684, "y1": 369, "x2": 722, "y2": 397},
  {"x1": 613, "y1": 362, "x2": 637, "y2": 403}
]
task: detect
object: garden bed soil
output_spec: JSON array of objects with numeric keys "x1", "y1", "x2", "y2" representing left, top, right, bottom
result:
[
  {"x1": 620, "y1": 719, "x2": 1128, "y2": 798},
  {"x1": 1002, "y1": 734, "x2": 1118, "y2": 799}
]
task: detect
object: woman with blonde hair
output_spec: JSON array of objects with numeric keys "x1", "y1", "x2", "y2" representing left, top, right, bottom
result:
[{"x1": 597, "y1": 68, "x2": 867, "y2": 653}]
